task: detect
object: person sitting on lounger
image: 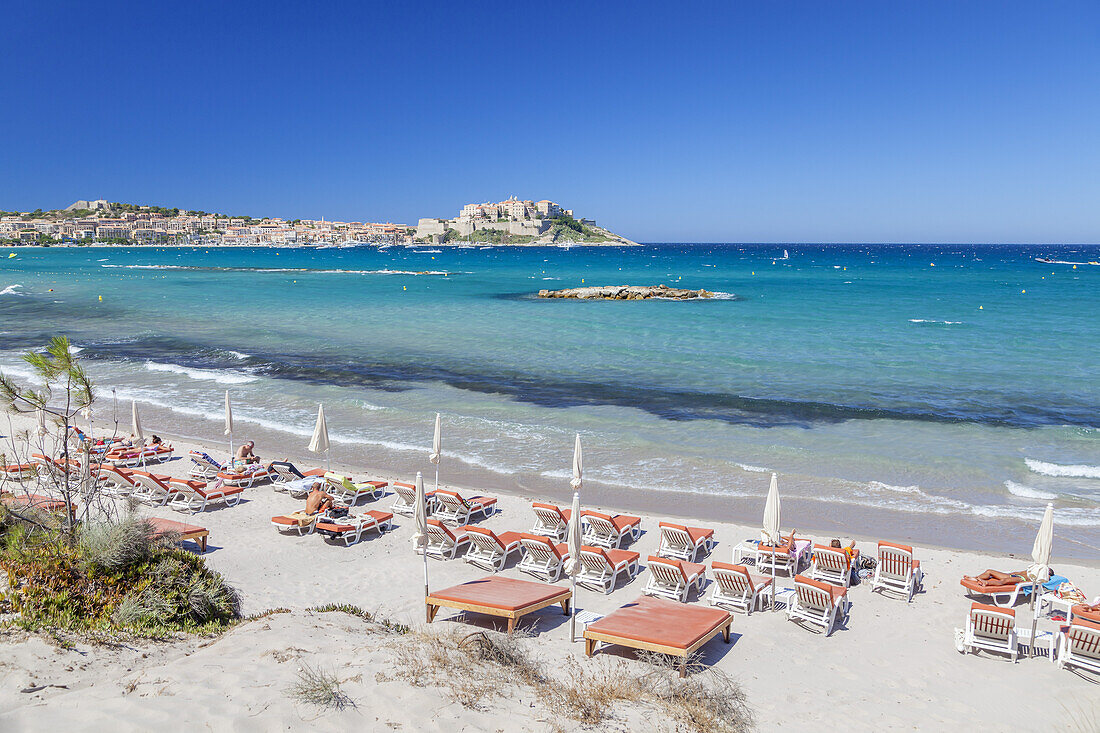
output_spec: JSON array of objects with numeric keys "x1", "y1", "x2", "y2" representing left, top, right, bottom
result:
[
  {"x1": 234, "y1": 441, "x2": 259, "y2": 468},
  {"x1": 305, "y1": 483, "x2": 334, "y2": 515}
]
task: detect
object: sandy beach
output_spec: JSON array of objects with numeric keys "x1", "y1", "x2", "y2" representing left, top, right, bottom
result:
[{"x1": 2, "y1": 412, "x2": 1097, "y2": 732}]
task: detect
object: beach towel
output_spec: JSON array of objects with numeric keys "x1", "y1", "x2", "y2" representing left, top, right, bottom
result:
[{"x1": 284, "y1": 511, "x2": 316, "y2": 527}]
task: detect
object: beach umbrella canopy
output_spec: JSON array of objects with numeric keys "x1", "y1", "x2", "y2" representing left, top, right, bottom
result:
[
  {"x1": 762, "y1": 472, "x2": 782, "y2": 610},
  {"x1": 1030, "y1": 503, "x2": 1054, "y2": 579},
  {"x1": 131, "y1": 400, "x2": 144, "y2": 443},
  {"x1": 224, "y1": 391, "x2": 233, "y2": 437},
  {"x1": 565, "y1": 434, "x2": 583, "y2": 641},
  {"x1": 413, "y1": 471, "x2": 429, "y2": 597},
  {"x1": 307, "y1": 403, "x2": 330, "y2": 454},
  {"x1": 762, "y1": 472, "x2": 781, "y2": 545},
  {"x1": 1027, "y1": 502, "x2": 1055, "y2": 657},
  {"x1": 35, "y1": 408, "x2": 47, "y2": 438},
  {"x1": 429, "y1": 413, "x2": 441, "y2": 466}
]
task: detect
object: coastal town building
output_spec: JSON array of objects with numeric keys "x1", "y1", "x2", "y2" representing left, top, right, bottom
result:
[
  {"x1": 416, "y1": 197, "x2": 588, "y2": 242},
  {"x1": 0, "y1": 200, "x2": 415, "y2": 245}
]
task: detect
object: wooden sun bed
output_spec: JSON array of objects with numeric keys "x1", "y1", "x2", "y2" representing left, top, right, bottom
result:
[
  {"x1": 425, "y1": 576, "x2": 572, "y2": 633},
  {"x1": 147, "y1": 516, "x2": 210, "y2": 553},
  {"x1": 583, "y1": 595, "x2": 733, "y2": 677}
]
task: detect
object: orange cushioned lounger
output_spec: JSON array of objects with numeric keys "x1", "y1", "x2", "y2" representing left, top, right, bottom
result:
[
  {"x1": 584, "y1": 595, "x2": 732, "y2": 677},
  {"x1": 426, "y1": 576, "x2": 572, "y2": 633}
]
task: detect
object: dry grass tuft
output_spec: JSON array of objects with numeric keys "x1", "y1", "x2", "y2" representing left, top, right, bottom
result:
[
  {"x1": 289, "y1": 663, "x2": 355, "y2": 711},
  {"x1": 390, "y1": 627, "x2": 753, "y2": 731}
]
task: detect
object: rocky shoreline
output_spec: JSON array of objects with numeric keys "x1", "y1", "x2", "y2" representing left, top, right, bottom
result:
[{"x1": 537, "y1": 284, "x2": 715, "y2": 300}]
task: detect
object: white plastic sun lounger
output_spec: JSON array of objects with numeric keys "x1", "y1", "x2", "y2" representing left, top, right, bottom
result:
[
  {"x1": 870, "y1": 541, "x2": 924, "y2": 602},
  {"x1": 1054, "y1": 618, "x2": 1100, "y2": 675},
  {"x1": 709, "y1": 562, "x2": 774, "y2": 615},
  {"x1": 517, "y1": 534, "x2": 570, "y2": 582},
  {"x1": 643, "y1": 555, "x2": 706, "y2": 603},
  {"x1": 657, "y1": 522, "x2": 715, "y2": 562},
  {"x1": 433, "y1": 490, "x2": 497, "y2": 525},
  {"x1": 530, "y1": 502, "x2": 571, "y2": 541},
  {"x1": 788, "y1": 574, "x2": 850, "y2": 636},
  {"x1": 462, "y1": 526, "x2": 523, "y2": 572},
  {"x1": 421, "y1": 519, "x2": 470, "y2": 560},
  {"x1": 581, "y1": 510, "x2": 641, "y2": 549},
  {"x1": 391, "y1": 481, "x2": 436, "y2": 516},
  {"x1": 956, "y1": 602, "x2": 1019, "y2": 662},
  {"x1": 578, "y1": 546, "x2": 640, "y2": 594}
]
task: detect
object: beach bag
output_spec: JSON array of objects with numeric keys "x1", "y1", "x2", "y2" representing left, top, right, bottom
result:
[
  {"x1": 1057, "y1": 582, "x2": 1086, "y2": 603},
  {"x1": 859, "y1": 556, "x2": 877, "y2": 571},
  {"x1": 329, "y1": 506, "x2": 349, "y2": 519}
]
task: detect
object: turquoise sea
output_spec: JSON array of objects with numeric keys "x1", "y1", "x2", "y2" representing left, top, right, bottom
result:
[{"x1": 2, "y1": 243, "x2": 1098, "y2": 557}]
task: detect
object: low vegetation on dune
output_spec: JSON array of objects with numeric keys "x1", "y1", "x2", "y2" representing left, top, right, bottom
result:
[
  {"x1": 387, "y1": 626, "x2": 754, "y2": 732},
  {"x1": 0, "y1": 509, "x2": 241, "y2": 636}
]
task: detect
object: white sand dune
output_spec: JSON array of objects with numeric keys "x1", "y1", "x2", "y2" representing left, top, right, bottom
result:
[{"x1": 1, "y1": 418, "x2": 1098, "y2": 730}]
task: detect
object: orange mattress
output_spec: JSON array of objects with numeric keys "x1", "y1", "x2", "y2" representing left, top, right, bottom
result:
[
  {"x1": 586, "y1": 595, "x2": 730, "y2": 651},
  {"x1": 147, "y1": 517, "x2": 206, "y2": 536},
  {"x1": 960, "y1": 577, "x2": 1025, "y2": 595},
  {"x1": 428, "y1": 576, "x2": 568, "y2": 612}
]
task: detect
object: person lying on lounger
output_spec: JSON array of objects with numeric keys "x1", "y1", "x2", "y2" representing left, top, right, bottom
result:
[
  {"x1": 305, "y1": 483, "x2": 334, "y2": 515},
  {"x1": 965, "y1": 569, "x2": 1028, "y2": 587}
]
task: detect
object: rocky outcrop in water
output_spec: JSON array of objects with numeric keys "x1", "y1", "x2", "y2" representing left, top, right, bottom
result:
[{"x1": 537, "y1": 284, "x2": 715, "y2": 300}]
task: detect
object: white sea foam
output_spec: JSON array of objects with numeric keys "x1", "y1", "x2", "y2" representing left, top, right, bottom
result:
[
  {"x1": 1004, "y1": 480, "x2": 1058, "y2": 500},
  {"x1": 226, "y1": 350, "x2": 250, "y2": 360},
  {"x1": 1026, "y1": 458, "x2": 1100, "y2": 480},
  {"x1": 735, "y1": 462, "x2": 770, "y2": 473},
  {"x1": 908, "y1": 319, "x2": 962, "y2": 325},
  {"x1": 1, "y1": 284, "x2": 24, "y2": 296},
  {"x1": 867, "y1": 480, "x2": 923, "y2": 494},
  {"x1": 710, "y1": 291, "x2": 738, "y2": 300},
  {"x1": 144, "y1": 361, "x2": 258, "y2": 384}
]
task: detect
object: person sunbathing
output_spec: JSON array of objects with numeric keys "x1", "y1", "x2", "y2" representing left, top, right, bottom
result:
[
  {"x1": 236, "y1": 440, "x2": 258, "y2": 463},
  {"x1": 964, "y1": 569, "x2": 1028, "y2": 587},
  {"x1": 305, "y1": 483, "x2": 334, "y2": 515}
]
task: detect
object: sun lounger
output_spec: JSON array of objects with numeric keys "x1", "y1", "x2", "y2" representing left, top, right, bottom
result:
[
  {"x1": 167, "y1": 478, "x2": 244, "y2": 513},
  {"x1": 107, "y1": 443, "x2": 173, "y2": 467},
  {"x1": 578, "y1": 546, "x2": 640, "y2": 594},
  {"x1": 271, "y1": 511, "x2": 320, "y2": 536},
  {"x1": 189, "y1": 451, "x2": 226, "y2": 479},
  {"x1": 147, "y1": 516, "x2": 209, "y2": 553},
  {"x1": 94, "y1": 464, "x2": 138, "y2": 496},
  {"x1": 268, "y1": 460, "x2": 326, "y2": 489},
  {"x1": 425, "y1": 576, "x2": 572, "y2": 633},
  {"x1": 530, "y1": 502, "x2": 572, "y2": 541},
  {"x1": 960, "y1": 573, "x2": 1036, "y2": 608},
  {"x1": 391, "y1": 481, "x2": 436, "y2": 516},
  {"x1": 581, "y1": 510, "x2": 641, "y2": 549},
  {"x1": 324, "y1": 473, "x2": 387, "y2": 506},
  {"x1": 316, "y1": 510, "x2": 394, "y2": 546},
  {"x1": 1054, "y1": 618, "x2": 1100, "y2": 675},
  {"x1": 809, "y1": 544, "x2": 855, "y2": 588},
  {"x1": 462, "y1": 526, "x2": 523, "y2": 572},
  {"x1": 756, "y1": 536, "x2": 811, "y2": 576},
  {"x1": 709, "y1": 562, "x2": 774, "y2": 615},
  {"x1": 1, "y1": 461, "x2": 35, "y2": 479},
  {"x1": 216, "y1": 464, "x2": 272, "y2": 487},
  {"x1": 956, "y1": 602, "x2": 1019, "y2": 661},
  {"x1": 422, "y1": 518, "x2": 471, "y2": 559},
  {"x1": 644, "y1": 555, "x2": 706, "y2": 603},
  {"x1": 788, "y1": 574, "x2": 850, "y2": 636},
  {"x1": 2, "y1": 493, "x2": 75, "y2": 518},
  {"x1": 870, "y1": 541, "x2": 923, "y2": 601},
  {"x1": 1071, "y1": 604, "x2": 1100, "y2": 625},
  {"x1": 657, "y1": 522, "x2": 715, "y2": 562},
  {"x1": 517, "y1": 534, "x2": 571, "y2": 582},
  {"x1": 433, "y1": 489, "x2": 497, "y2": 525},
  {"x1": 583, "y1": 595, "x2": 732, "y2": 677},
  {"x1": 129, "y1": 471, "x2": 181, "y2": 506}
]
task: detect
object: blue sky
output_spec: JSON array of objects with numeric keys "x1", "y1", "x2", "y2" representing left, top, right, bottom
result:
[{"x1": 2, "y1": 1, "x2": 1099, "y2": 242}]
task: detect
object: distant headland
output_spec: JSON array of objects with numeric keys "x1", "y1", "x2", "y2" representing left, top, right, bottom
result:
[{"x1": 0, "y1": 197, "x2": 635, "y2": 247}]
